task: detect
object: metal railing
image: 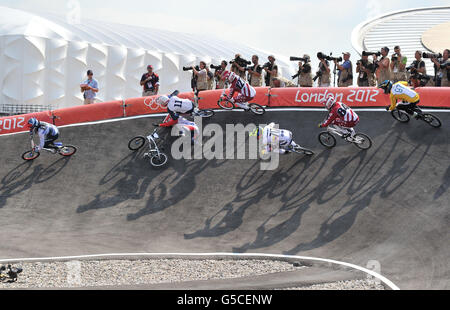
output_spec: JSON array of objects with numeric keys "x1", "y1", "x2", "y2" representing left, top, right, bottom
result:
[{"x1": 0, "y1": 104, "x2": 52, "y2": 116}]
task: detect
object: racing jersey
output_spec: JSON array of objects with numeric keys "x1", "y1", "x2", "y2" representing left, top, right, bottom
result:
[
  {"x1": 321, "y1": 102, "x2": 359, "y2": 128},
  {"x1": 262, "y1": 123, "x2": 293, "y2": 154},
  {"x1": 31, "y1": 122, "x2": 59, "y2": 150},
  {"x1": 166, "y1": 96, "x2": 194, "y2": 121},
  {"x1": 388, "y1": 81, "x2": 420, "y2": 111},
  {"x1": 228, "y1": 76, "x2": 256, "y2": 99}
]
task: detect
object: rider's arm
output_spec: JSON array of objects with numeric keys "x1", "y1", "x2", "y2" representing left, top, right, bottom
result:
[
  {"x1": 321, "y1": 110, "x2": 337, "y2": 127},
  {"x1": 388, "y1": 94, "x2": 397, "y2": 111}
]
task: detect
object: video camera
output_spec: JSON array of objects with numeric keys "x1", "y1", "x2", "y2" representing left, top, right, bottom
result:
[
  {"x1": 362, "y1": 51, "x2": 382, "y2": 57},
  {"x1": 423, "y1": 52, "x2": 442, "y2": 59},
  {"x1": 290, "y1": 56, "x2": 310, "y2": 62},
  {"x1": 229, "y1": 56, "x2": 251, "y2": 68},
  {"x1": 317, "y1": 52, "x2": 342, "y2": 62}
]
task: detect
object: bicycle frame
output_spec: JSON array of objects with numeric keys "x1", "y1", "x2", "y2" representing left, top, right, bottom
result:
[{"x1": 145, "y1": 129, "x2": 164, "y2": 158}]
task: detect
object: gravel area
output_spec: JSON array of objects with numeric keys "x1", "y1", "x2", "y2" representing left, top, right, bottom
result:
[
  {"x1": 283, "y1": 279, "x2": 385, "y2": 290},
  {"x1": 0, "y1": 259, "x2": 298, "y2": 289}
]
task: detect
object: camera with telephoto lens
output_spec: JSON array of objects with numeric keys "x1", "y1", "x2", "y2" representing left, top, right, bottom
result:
[
  {"x1": 422, "y1": 52, "x2": 442, "y2": 59},
  {"x1": 313, "y1": 70, "x2": 322, "y2": 82},
  {"x1": 210, "y1": 64, "x2": 222, "y2": 70},
  {"x1": 362, "y1": 51, "x2": 382, "y2": 57},
  {"x1": 410, "y1": 73, "x2": 431, "y2": 87},
  {"x1": 183, "y1": 65, "x2": 200, "y2": 71},
  {"x1": 391, "y1": 53, "x2": 399, "y2": 62},
  {"x1": 229, "y1": 56, "x2": 251, "y2": 68},
  {"x1": 317, "y1": 52, "x2": 342, "y2": 62},
  {"x1": 290, "y1": 56, "x2": 310, "y2": 62}
]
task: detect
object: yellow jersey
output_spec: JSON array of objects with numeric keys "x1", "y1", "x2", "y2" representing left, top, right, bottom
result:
[{"x1": 388, "y1": 81, "x2": 420, "y2": 111}]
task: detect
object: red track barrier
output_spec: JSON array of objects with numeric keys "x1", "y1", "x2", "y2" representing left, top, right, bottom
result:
[{"x1": 0, "y1": 87, "x2": 449, "y2": 135}]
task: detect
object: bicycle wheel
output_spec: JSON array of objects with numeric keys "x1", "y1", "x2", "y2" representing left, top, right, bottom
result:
[
  {"x1": 318, "y1": 132, "x2": 336, "y2": 148},
  {"x1": 291, "y1": 145, "x2": 315, "y2": 156},
  {"x1": 150, "y1": 153, "x2": 168, "y2": 167},
  {"x1": 128, "y1": 136, "x2": 146, "y2": 151},
  {"x1": 195, "y1": 109, "x2": 215, "y2": 118},
  {"x1": 353, "y1": 133, "x2": 372, "y2": 150},
  {"x1": 421, "y1": 113, "x2": 442, "y2": 128},
  {"x1": 249, "y1": 103, "x2": 265, "y2": 115},
  {"x1": 218, "y1": 99, "x2": 234, "y2": 110},
  {"x1": 59, "y1": 145, "x2": 77, "y2": 157},
  {"x1": 22, "y1": 150, "x2": 40, "y2": 161},
  {"x1": 391, "y1": 110, "x2": 410, "y2": 123}
]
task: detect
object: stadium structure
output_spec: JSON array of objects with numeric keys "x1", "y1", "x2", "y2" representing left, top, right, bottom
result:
[
  {"x1": 352, "y1": 6, "x2": 450, "y2": 77},
  {"x1": 0, "y1": 6, "x2": 292, "y2": 113}
]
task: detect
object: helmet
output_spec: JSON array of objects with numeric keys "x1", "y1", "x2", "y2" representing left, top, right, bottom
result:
[
  {"x1": 156, "y1": 95, "x2": 170, "y2": 107},
  {"x1": 222, "y1": 71, "x2": 237, "y2": 83},
  {"x1": 378, "y1": 80, "x2": 393, "y2": 94},
  {"x1": 28, "y1": 118, "x2": 39, "y2": 129},
  {"x1": 322, "y1": 95, "x2": 336, "y2": 110}
]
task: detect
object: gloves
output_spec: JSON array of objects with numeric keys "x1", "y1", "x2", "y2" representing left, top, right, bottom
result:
[{"x1": 385, "y1": 106, "x2": 391, "y2": 111}]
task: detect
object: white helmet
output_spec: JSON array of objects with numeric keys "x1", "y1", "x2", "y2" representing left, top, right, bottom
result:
[
  {"x1": 223, "y1": 71, "x2": 237, "y2": 83},
  {"x1": 323, "y1": 95, "x2": 336, "y2": 110},
  {"x1": 156, "y1": 95, "x2": 170, "y2": 106}
]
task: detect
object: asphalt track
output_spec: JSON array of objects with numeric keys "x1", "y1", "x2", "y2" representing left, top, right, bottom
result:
[{"x1": 0, "y1": 110, "x2": 448, "y2": 289}]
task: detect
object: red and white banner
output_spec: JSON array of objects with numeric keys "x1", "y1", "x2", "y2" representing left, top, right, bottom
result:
[{"x1": 0, "y1": 87, "x2": 449, "y2": 135}]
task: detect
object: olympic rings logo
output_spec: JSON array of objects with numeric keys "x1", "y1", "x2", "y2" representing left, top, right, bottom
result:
[{"x1": 144, "y1": 97, "x2": 161, "y2": 110}]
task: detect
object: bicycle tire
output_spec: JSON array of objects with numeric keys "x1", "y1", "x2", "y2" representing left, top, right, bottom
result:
[
  {"x1": 421, "y1": 113, "x2": 442, "y2": 128},
  {"x1": 59, "y1": 145, "x2": 77, "y2": 157},
  {"x1": 218, "y1": 99, "x2": 234, "y2": 110},
  {"x1": 128, "y1": 136, "x2": 146, "y2": 151},
  {"x1": 22, "y1": 150, "x2": 40, "y2": 161},
  {"x1": 391, "y1": 110, "x2": 410, "y2": 123},
  {"x1": 249, "y1": 103, "x2": 265, "y2": 115},
  {"x1": 150, "y1": 153, "x2": 168, "y2": 167},
  {"x1": 291, "y1": 145, "x2": 315, "y2": 155},
  {"x1": 353, "y1": 133, "x2": 372, "y2": 150},
  {"x1": 195, "y1": 109, "x2": 215, "y2": 118},
  {"x1": 318, "y1": 132, "x2": 336, "y2": 148}
]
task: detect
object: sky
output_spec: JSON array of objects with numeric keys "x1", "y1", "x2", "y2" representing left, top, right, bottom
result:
[{"x1": 0, "y1": 0, "x2": 448, "y2": 71}]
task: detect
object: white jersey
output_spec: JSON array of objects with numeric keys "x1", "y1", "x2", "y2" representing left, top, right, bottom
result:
[
  {"x1": 262, "y1": 123, "x2": 293, "y2": 154},
  {"x1": 167, "y1": 96, "x2": 194, "y2": 114}
]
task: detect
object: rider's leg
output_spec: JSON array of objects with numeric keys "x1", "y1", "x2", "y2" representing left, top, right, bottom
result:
[{"x1": 233, "y1": 94, "x2": 251, "y2": 110}]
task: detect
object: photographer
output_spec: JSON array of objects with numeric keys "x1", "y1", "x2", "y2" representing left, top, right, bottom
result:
[
  {"x1": 140, "y1": 65, "x2": 160, "y2": 97},
  {"x1": 316, "y1": 52, "x2": 331, "y2": 87},
  {"x1": 408, "y1": 51, "x2": 427, "y2": 75},
  {"x1": 263, "y1": 55, "x2": 278, "y2": 87},
  {"x1": 356, "y1": 53, "x2": 375, "y2": 87},
  {"x1": 192, "y1": 61, "x2": 208, "y2": 92},
  {"x1": 375, "y1": 47, "x2": 391, "y2": 86},
  {"x1": 213, "y1": 60, "x2": 228, "y2": 89},
  {"x1": 206, "y1": 66, "x2": 215, "y2": 90},
  {"x1": 231, "y1": 54, "x2": 248, "y2": 80},
  {"x1": 390, "y1": 46, "x2": 408, "y2": 83},
  {"x1": 335, "y1": 52, "x2": 353, "y2": 87},
  {"x1": 292, "y1": 54, "x2": 313, "y2": 87},
  {"x1": 430, "y1": 49, "x2": 450, "y2": 87},
  {"x1": 247, "y1": 55, "x2": 263, "y2": 87}
]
